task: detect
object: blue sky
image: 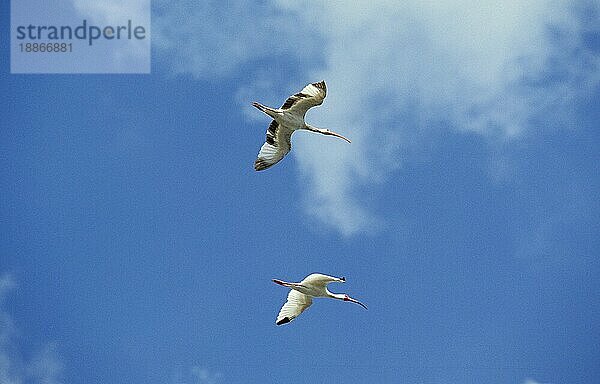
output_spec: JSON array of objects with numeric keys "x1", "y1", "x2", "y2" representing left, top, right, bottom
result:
[{"x1": 1, "y1": 1, "x2": 599, "y2": 383}]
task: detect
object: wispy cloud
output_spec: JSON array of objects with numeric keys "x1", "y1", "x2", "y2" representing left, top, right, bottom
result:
[
  {"x1": 154, "y1": 1, "x2": 599, "y2": 235},
  {"x1": 523, "y1": 379, "x2": 551, "y2": 384},
  {"x1": 189, "y1": 367, "x2": 221, "y2": 384},
  {"x1": 0, "y1": 274, "x2": 63, "y2": 384},
  {"x1": 26, "y1": 344, "x2": 63, "y2": 384},
  {"x1": 0, "y1": 274, "x2": 19, "y2": 384},
  {"x1": 172, "y1": 366, "x2": 222, "y2": 384},
  {"x1": 153, "y1": 0, "x2": 317, "y2": 78}
]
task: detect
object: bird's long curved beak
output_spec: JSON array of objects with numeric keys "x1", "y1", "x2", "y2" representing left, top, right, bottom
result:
[
  {"x1": 348, "y1": 297, "x2": 368, "y2": 310},
  {"x1": 324, "y1": 130, "x2": 352, "y2": 143},
  {"x1": 272, "y1": 279, "x2": 289, "y2": 287}
]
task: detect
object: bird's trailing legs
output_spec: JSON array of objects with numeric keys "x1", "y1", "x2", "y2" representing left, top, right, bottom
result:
[
  {"x1": 252, "y1": 102, "x2": 280, "y2": 119},
  {"x1": 272, "y1": 279, "x2": 307, "y2": 290}
]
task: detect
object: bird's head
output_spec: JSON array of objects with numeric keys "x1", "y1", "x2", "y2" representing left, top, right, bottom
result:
[{"x1": 343, "y1": 294, "x2": 368, "y2": 310}]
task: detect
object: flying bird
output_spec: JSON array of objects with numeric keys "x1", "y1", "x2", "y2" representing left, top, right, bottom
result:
[
  {"x1": 272, "y1": 273, "x2": 367, "y2": 325},
  {"x1": 252, "y1": 81, "x2": 351, "y2": 171}
]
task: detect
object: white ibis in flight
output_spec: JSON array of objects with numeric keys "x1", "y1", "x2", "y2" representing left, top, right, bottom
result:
[
  {"x1": 272, "y1": 273, "x2": 367, "y2": 325},
  {"x1": 252, "y1": 81, "x2": 351, "y2": 171}
]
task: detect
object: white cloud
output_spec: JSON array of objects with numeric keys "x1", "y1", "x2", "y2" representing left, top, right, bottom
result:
[
  {"x1": 70, "y1": 0, "x2": 151, "y2": 72},
  {"x1": 154, "y1": 0, "x2": 599, "y2": 235},
  {"x1": 0, "y1": 274, "x2": 63, "y2": 384},
  {"x1": 71, "y1": 0, "x2": 148, "y2": 20}
]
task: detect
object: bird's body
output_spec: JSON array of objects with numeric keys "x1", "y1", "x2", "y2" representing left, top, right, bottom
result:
[
  {"x1": 252, "y1": 81, "x2": 351, "y2": 171},
  {"x1": 272, "y1": 273, "x2": 367, "y2": 325}
]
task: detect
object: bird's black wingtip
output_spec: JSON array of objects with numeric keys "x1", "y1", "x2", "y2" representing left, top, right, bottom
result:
[
  {"x1": 340, "y1": 276, "x2": 346, "y2": 282},
  {"x1": 313, "y1": 80, "x2": 326, "y2": 91},
  {"x1": 254, "y1": 160, "x2": 268, "y2": 171},
  {"x1": 276, "y1": 317, "x2": 291, "y2": 326}
]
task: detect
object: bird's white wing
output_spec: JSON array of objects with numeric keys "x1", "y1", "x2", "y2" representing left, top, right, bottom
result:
[
  {"x1": 254, "y1": 120, "x2": 293, "y2": 171},
  {"x1": 276, "y1": 289, "x2": 313, "y2": 325},
  {"x1": 279, "y1": 81, "x2": 327, "y2": 117},
  {"x1": 300, "y1": 273, "x2": 344, "y2": 287}
]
